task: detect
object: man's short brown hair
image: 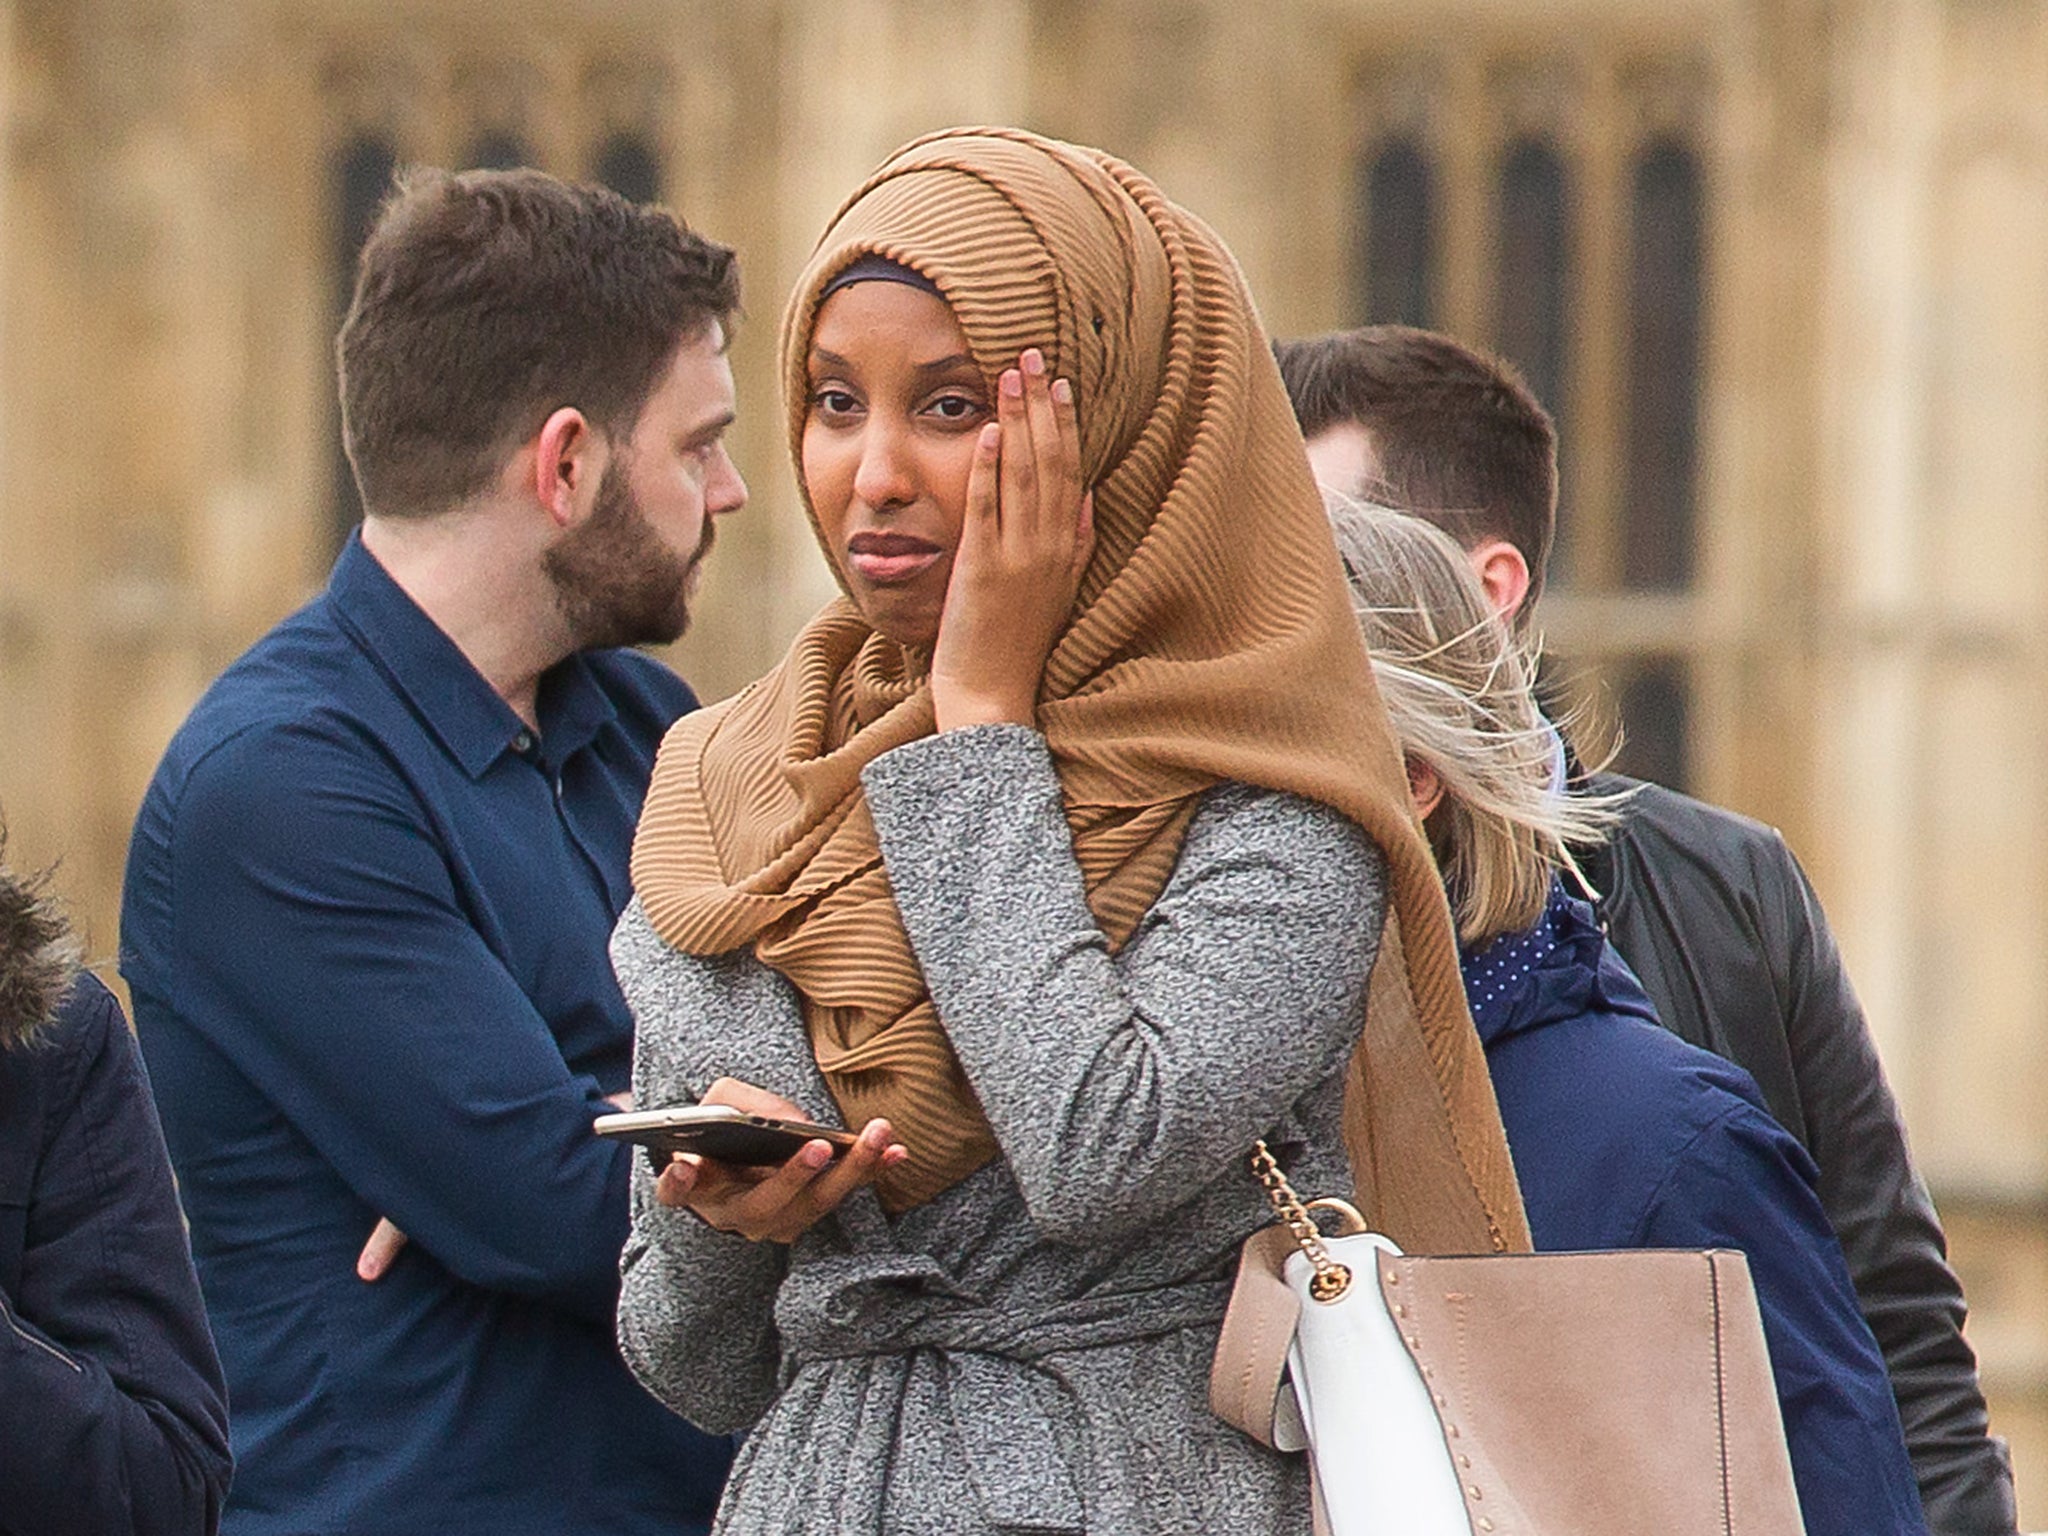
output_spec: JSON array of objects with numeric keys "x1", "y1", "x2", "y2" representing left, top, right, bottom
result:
[
  {"x1": 1276, "y1": 326, "x2": 1557, "y2": 612},
  {"x1": 338, "y1": 167, "x2": 740, "y2": 518}
]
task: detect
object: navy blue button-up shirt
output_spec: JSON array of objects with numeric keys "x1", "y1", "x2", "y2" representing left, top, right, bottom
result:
[{"x1": 121, "y1": 535, "x2": 731, "y2": 1535}]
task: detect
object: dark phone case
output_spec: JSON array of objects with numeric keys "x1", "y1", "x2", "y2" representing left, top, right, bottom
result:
[{"x1": 610, "y1": 1120, "x2": 853, "y2": 1171}]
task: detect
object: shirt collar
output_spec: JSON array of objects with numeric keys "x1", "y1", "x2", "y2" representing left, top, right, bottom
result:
[
  {"x1": 326, "y1": 532, "x2": 619, "y2": 779},
  {"x1": 534, "y1": 651, "x2": 622, "y2": 769}
]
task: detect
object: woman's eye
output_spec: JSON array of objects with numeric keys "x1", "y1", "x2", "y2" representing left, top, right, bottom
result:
[
  {"x1": 927, "y1": 393, "x2": 983, "y2": 422},
  {"x1": 817, "y1": 388, "x2": 859, "y2": 415}
]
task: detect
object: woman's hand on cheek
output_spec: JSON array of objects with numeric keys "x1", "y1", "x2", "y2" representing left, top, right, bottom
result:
[{"x1": 930, "y1": 348, "x2": 1094, "y2": 732}]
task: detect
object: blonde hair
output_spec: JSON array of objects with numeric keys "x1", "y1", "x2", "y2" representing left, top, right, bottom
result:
[{"x1": 1326, "y1": 496, "x2": 1622, "y2": 945}]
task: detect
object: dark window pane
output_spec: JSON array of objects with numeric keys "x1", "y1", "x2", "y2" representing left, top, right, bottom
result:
[
  {"x1": 1621, "y1": 139, "x2": 1704, "y2": 590},
  {"x1": 464, "y1": 131, "x2": 533, "y2": 171},
  {"x1": 1495, "y1": 138, "x2": 1571, "y2": 571},
  {"x1": 1613, "y1": 658, "x2": 1690, "y2": 793},
  {"x1": 1495, "y1": 139, "x2": 1570, "y2": 424},
  {"x1": 594, "y1": 133, "x2": 662, "y2": 204},
  {"x1": 332, "y1": 135, "x2": 396, "y2": 545},
  {"x1": 1356, "y1": 138, "x2": 1436, "y2": 327}
]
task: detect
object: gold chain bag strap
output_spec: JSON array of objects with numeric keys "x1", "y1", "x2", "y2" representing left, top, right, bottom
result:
[{"x1": 1213, "y1": 1149, "x2": 1811, "y2": 1533}]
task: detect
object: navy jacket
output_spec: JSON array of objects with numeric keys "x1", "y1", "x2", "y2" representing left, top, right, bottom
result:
[
  {"x1": 1468, "y1": 887, "x2": 1928, "y2": 1536},
  {"x1": 1577, "y1": 775, "x2": 2011, "y2": 1534},
  {"x1": 0, "y1": 965, "x2": 232, "y2": 1536},
  {"x1": 120, "y1": 535, "x2": 730, "y2": 1534}
]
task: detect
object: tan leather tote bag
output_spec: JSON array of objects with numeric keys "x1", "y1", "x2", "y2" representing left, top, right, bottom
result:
[{"x1": 1210, "y1": 929, "x2": 1808, "y2": 1536}]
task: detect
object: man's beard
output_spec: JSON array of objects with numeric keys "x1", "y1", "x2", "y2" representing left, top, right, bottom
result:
[{"x1": 543, "y1": 455, "x2": 712, "y2": 651}]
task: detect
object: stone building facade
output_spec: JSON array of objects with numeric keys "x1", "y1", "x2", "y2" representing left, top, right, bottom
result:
[{"x1": 0, "y1": 0, "x2": 2041, "y2": 1515}]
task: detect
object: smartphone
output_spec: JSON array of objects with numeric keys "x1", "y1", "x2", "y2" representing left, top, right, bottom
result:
[{"x1": 593, "y1": 1105, "x2": 859, "y2": 1169}]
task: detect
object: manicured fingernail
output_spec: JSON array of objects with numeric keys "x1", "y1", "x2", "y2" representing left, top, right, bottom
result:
[
  {"x1": 1020, "y1": 348, "x2": 1045, "y2": 376},
  {"x1": 803, "y1": 1141, "x2": 833, "y2": 1168},
  {"x1": 1000, "y1": 369, "x2": 1023, "y2": 398},
  {"x1": 1051, "y1": 378, "x2": 1073, "y2": 405},
  {"x1": 884, "y1": 1145, "x2": 909, "y2": 1165},
  {"x1": 863, "y1": 1121, "x2": 889, "y2": 1150},
  {"x1": 980, "y1": 422, "x2": 1001, "y2": 449}
]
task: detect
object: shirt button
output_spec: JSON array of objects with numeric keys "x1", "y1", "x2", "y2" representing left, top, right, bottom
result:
[{"x1": 512, "y1": 729, "x2": 535, "y2": 754}]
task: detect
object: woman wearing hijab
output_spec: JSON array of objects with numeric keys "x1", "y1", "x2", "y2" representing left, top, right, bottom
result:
[
  {"x1": 1327, "y1": 498, "x2": 1928, "y2": 1536},
  {"x1": 613, "y1": 127, "x2": 1527, "y2": 1533}
]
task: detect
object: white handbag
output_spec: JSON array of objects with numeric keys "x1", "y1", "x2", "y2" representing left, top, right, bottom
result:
[
  {"x1": 1277, "y1": 1223, "x2": 1469, "y2": 1533},
  {"x1": 1213, "y1": 1141, "x2": 1808, "y2": 1536}
]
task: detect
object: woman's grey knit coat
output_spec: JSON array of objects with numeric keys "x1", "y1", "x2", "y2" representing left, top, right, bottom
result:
[{"x1": 615, "y1": 725, "x2": 1386, "y2": 1535}]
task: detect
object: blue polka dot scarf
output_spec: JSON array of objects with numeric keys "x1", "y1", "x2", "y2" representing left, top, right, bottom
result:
[{"x1": 1457, "y1": 880, "x2": 1574, "y2": 1042}]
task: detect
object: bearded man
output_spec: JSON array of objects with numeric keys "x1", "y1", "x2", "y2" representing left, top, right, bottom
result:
[{"x1": 121, "y1": 167, "x2": 745, "y2": 1536}]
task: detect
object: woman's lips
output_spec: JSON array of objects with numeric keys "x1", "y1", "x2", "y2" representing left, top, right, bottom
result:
[{"x1": 847, "y1": 531, "x2": 945, "y2": 585}]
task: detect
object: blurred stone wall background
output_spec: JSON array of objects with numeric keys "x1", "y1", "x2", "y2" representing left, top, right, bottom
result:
[{"x1": 0, "y1": 0, "x2": 2042, "y2": 1516}]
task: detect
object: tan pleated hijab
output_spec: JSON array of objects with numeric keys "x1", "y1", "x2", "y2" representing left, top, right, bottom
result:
[{"x1": 631, "y1": 127, "x2": 1529, "y2": 1253}]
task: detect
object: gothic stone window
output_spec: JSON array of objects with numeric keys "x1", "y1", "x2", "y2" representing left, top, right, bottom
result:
[
  {"x1": 1349, "y1": 62, "x2": 1707, "y2": 793},
  {"x1": 1495, "y1": 136, "x2": 1573, "y2": 570},
  {"x1": 1622, "y1": 137, "x2": 1704, "y2": 593},
  {"x1": 1357, "y1": 137, "x2": 1436, "y2": 328},
  {"x1": 463, "y1": 130, "x2": 534, "y2": 172},
  {"x1": 593, "y1": 133, "x2": 662, "y2": 204},
  {"x1": 325, "y1": 66, "x2": 669, "y2": 547},
  {"x1": 330, "y1": 133, "x2": 397, "y2": 546}
]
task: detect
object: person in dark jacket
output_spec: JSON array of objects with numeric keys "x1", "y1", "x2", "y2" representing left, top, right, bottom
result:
[
  {"x1": 1281, "y1": 324, "x2": 2015, "y2": 1535},
  {"x1": 0, "y1": 835, "x2": 232, "y2": 1535},
  {"x1": 1330, "y1": 497, "x2": 1928, "y2": 1536}
]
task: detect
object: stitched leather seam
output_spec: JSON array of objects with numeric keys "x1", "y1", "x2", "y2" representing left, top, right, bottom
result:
[
  {"x1": 1710, "y1": 1255, "x2": 1731, "y2": 1535},
  {"x1": 1450, "y1": 1286, "x2": 1485, "y2": 1532},
  {"x1": 1239, "y1": 1278, "x2": 1280, "y2": 1439}
]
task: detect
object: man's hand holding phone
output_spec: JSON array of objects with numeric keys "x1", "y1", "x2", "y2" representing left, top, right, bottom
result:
[{"x1": 649, "y1": 1078, "x2": 907, "y2": 1244}]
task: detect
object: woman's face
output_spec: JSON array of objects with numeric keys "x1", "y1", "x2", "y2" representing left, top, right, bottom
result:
[{"x1": 801, "y1": 281, "x2": 991, "y2": 649}]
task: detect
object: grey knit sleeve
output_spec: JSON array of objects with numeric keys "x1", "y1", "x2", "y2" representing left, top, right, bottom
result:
[
  {"x1": 860, "y1": 723, "x2": 1386, "y2": 1245},
  {"x1": 610, "y1": 899, "x2": 793, "y2": 1433}
]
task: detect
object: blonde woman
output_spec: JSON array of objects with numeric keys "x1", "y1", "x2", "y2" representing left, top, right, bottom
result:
[{"x1": 1328, "y1": 497, "x2": 1928, "y2": 1536}]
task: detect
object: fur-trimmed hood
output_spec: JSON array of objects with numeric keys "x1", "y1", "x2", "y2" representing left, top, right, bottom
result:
[{"x1": 0, "y1": 858, "x2": 77, "y2": 1049}]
